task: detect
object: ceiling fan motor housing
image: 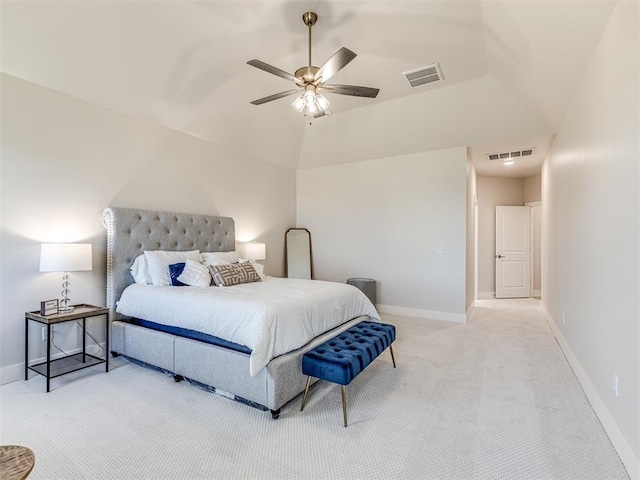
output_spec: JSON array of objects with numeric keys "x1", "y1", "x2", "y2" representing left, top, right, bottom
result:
[{"x1": 295, "y1": 66, "x2": 320, "y2": 83}]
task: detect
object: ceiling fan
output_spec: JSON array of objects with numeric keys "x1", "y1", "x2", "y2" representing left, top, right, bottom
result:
[{"x1": 247, "y1": 11, "x2": 380, "y2": 116}]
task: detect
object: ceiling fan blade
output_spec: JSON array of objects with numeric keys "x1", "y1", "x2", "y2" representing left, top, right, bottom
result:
[
  {"x1": 323, "y1": 84, "x2": 380, "y2": 98},
  {"x1": 313, "y1": 47, "x2": 357, "y2": 83},
  {"x1": 250, "y1": 89, "x2": 300, "y2": 106},
  {"x1": 247, "y1": 60, "x2": 302, "y2": 85}
]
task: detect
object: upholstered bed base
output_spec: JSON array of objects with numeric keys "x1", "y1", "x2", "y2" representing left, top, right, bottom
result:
[
  {"x1": 110, "y1": 316, "x2": 365, "y2": 411},
  {"x1": 103, "y1": 207, "x2": 366, "y2": 414}
]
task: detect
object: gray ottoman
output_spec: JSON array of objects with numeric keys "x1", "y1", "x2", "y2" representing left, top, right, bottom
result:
[{"x1": 347, "y1": 278, "x2": 376, "y2": 305}]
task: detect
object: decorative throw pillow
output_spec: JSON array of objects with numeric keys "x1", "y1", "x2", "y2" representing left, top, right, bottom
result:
[
  {"x1": 209, "y1": 262, "x2": 261, "y2": 287},
  {"x1": 168, "y1": 262, "x2": 187, "y2": 286},
  {"x1": 130, "y1": 254, "x2": 153, "y2": 284},
  {"x1": 201, "y1": 251, "x2": 240, "y2": 266},
  {"x1": 239, "y1": 259, "x2": 265, "y2": 280},
  {"x1": 144, "y1": 250, "x2": 201, "y2": 286},
  {"x1": 177, "y1": 259, "x2": 211, "y2": 288}
]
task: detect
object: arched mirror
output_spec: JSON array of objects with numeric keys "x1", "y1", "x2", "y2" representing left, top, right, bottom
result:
[{"x1": 285, "y1": 228, "x2": 312, "y2": 279}]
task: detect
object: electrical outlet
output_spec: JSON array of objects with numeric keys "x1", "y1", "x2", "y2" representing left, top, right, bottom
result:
[
  {"x1": 613, "y1": 374, "x2": 619, "y2": 398},
  {"x1": 435, "y1": 246, "x2": 444, "y2": 255},
  {"x1": 562, "y1": 313, "x2": 565, "y2": 325},
  {"x1": 41, "y1": 327, "x2": 47, "y2": 341}
]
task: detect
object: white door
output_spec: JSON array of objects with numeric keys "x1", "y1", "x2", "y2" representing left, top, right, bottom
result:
[{"x1": 495, "y1": 206, "x2": 531, "y2": 298}]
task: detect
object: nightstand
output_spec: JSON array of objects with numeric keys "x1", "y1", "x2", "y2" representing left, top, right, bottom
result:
[{"x1": 25, "y1": 304, "x2": 109, "y2": 392}]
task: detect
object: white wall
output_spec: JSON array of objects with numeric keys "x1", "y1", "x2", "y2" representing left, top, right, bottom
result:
[
  {"x1": 476, "y1": 176, "x2": 524, "y2": 296},
  {"x1": 525, "y1": 175, "x2": 542, "y2": 295},
  {"x1": 297, "y1": 147, "x2": 468, "y2": 322},
  {"x1": 524, "y1": 174, "x2": 541, "y2": 203},
  {"x1": 466, "y1": 152, "x2": 477, "y2": 312},
  {"x1": 0, "y1": 74, "x2": 297, "y2": 383},
  {"x1": 530, "y1": 205, "x2": 542, "y2": 295},
  {"x1": 542, "y1": 0, "x2": 639, "y2": 474}
]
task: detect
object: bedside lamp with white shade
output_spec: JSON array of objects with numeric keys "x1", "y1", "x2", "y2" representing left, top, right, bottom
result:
[
  {"x1": 242, "y1": 242, "x2": 266, "y2": 262},
  {"x1": 40, "y1": 243, "x2": 92, "y2": 313}
]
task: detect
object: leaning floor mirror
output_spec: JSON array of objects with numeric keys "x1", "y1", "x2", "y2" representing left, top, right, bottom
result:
[{"x1": 285, "y1": 228, "x2": 312, "y2": 279}]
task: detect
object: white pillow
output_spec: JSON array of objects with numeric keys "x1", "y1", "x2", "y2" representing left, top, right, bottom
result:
[
  {"x1": 144, "y1": 250, "x2": 201, "y2": 286},
  {"x1": 177, "y1": 259, "x2": 211, "y2": 288},
  {"x1": 201, "y1": 251, "x2": 240, "y2": 266},
  {"x1": 239, "y1": 258, "x2": 265, "y2": 280},
  {"x1": 130, "y1": 254, "x2": 153, "y2": 284}
]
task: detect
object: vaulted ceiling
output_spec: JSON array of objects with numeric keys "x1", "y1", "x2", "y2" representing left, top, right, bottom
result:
[{"x1": 1, "y1": 1, "x2": 617, "y2": 175}]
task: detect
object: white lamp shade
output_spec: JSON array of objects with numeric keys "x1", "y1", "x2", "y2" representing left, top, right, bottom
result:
[
  {"x1": 40, "y1": 243, "x2": 93, "y2": 272},
  {"x1": 243, "y1": 242, "x2": 266, "y2": 261}
]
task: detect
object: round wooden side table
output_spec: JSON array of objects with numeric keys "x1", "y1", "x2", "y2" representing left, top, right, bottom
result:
[{"x1": 0, "y1": 446, "x2": 35, "y2": 480}]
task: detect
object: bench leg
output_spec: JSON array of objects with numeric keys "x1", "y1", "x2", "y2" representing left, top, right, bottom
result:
[
  {"x1": 300, "y1": 376, "x2": 312, "y2": 411},
  {"x1": 389, "y1": 344, "x2": 397, "y2": 368},
  {"x1": 342, "y1": 386, "x2": 348, "y2": 427}
]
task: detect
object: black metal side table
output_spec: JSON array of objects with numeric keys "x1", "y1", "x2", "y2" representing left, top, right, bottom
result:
[{"x1": 25, "y1": 304, "x2": 109, "y2": 392}]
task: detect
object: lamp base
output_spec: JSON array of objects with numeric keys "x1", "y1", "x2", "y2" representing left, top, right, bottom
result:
[{"x1": 59, "y1": 271, "x2": 74, "y2": 313}]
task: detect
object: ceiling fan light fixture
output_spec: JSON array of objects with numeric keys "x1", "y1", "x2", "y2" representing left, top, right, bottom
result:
[
  {"x1": 306, "y1": 100, "x2": 318, "y2": 115},
  {"x1": 303, "y1": 88, "x2": 316, "y2": 104},
  {"x1": 316, "y1": 93, "x2": 330, "y2": 111},
  {"x1": 292, "y1": 94, "x2": 306, "y2": 112},
  {"x1": 291, "y1": 86, "x2": 330, "y2": 115}
]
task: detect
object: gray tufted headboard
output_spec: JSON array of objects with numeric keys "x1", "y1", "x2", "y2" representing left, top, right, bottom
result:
[{"x1": 102, "y1": 207, "x2": 235, "y2": 321}]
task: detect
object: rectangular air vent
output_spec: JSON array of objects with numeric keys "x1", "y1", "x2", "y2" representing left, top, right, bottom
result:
[
  {"x1": 487, "y1": 148, "x2": 535, "y2": 161},
  {"x1": 402, "y1": 63, "x2": 444, "y2": 88}
]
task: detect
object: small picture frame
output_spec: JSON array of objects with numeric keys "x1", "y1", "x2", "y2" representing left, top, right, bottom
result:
[{"x1": 40, "y1": 299, "x2": 58, "y2": 316}]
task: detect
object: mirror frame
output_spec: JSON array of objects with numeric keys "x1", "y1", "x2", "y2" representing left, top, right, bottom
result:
[{"x1": 284, "y1": 228, "x2": 313, "y2": 279}]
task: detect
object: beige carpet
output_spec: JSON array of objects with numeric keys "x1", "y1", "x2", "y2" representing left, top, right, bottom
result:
[{"x1": 0, "y1": 299, "x2": 629, "y2": 479}]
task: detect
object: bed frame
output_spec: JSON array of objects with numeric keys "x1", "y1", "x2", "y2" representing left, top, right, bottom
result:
[{"x1": 103, "y1": 207, "x2": 364, "y2": 417}]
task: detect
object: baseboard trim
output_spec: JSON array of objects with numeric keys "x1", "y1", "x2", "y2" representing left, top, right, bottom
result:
[
  {"x1": 466, "y1": 301, "x2": 475, "y2": 321},
  {"x1": 541, "y1": 305, "x2": 640, "y2": 479},
  {"x1": 0, "y1": 363, "x2": 24, "y2": 386},
  {"x1": 1, "y1": 343, "x2": 106, "y2": 386},
  {"x1": 376, "y1": 304, "x2": 466, "y2": 323},
  {"x1": 478, "y1": 292, "x2": 495, "y2": 300}
]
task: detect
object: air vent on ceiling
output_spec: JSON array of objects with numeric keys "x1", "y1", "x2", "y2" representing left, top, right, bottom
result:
[
  {"x1": 487, "y1": 148, "x2": 535, "y2": 161},
  {"x1": 402, "y1": 63, "x2": 444, "y2": 88}
]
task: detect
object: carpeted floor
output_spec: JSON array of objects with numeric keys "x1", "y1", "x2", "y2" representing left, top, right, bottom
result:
[{"x1": 0, "y1": 299, "x2": 629, "y2": 479}]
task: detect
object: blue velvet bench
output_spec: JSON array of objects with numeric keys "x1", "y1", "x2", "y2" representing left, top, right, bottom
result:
[{"x1": 300, "y1": 321, "x2": 396, "y2": 427}]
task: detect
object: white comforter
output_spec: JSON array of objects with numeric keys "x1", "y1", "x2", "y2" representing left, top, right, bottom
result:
[{"x1": 116, "y1": 277, "x2": 379, "y2": 376}]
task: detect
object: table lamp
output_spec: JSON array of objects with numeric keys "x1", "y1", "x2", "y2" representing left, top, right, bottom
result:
[
  {"x1": 40, "y1": 243, "x2": 92, "y2": 313},
  {"x1": 242, "y1": 242, "x2": 266, "y2": 262}
]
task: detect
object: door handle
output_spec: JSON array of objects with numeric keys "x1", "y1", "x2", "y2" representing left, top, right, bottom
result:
[{"x1": 496, "y1": 254, "x2": 506, "y2": 259}]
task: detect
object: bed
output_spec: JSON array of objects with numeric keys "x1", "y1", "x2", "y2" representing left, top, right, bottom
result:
[{"x1": 103, "y1": 206, "x2": 378, "y2": 417}]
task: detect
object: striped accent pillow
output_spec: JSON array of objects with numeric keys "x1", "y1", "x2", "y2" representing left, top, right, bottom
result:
[{"x1": 208, "y1": 262, "x2": 261, "y2": 287}]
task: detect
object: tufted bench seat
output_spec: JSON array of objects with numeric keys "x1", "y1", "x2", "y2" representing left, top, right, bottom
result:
[{"x1": 300, "y1": 321, "x2": 396, "y2": 426}]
